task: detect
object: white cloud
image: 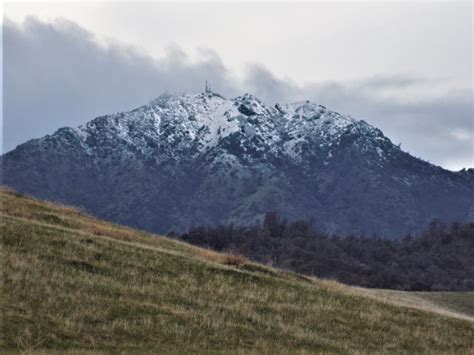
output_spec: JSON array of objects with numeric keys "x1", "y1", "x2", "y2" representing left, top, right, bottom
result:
[{"x1": 451, "y1": 128, "x2": 473, "y2": 142}]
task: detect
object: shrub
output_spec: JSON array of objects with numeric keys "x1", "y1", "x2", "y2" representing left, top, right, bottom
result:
[{"x1": 197, "y1": 249, "x2": 248, "y2": 268}]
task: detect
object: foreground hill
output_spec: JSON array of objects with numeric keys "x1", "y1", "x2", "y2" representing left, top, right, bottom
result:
[
  {"x1": 2, "y1": 91, "x2": 473, "y2": 237},
  {"x1": 1, "y1": 188, "x2": 473, "y2": 353}
]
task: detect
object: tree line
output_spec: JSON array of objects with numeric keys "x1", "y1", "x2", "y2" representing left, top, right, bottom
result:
[{"x1": 176, "y1": 213, "x2": 474, "y2": 291}]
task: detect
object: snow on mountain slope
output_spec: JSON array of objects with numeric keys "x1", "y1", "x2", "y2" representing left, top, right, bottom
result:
[
  {"x1": 2, "y1": 91, "x2": 473, "y2": 237},
  {"x1": 62, "y1": 91, "x2": 390, "y2": 165}
]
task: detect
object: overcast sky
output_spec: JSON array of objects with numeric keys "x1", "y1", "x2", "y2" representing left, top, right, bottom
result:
[{"x1": 3, "y1": 1, "x2": 473, "y2": 170}]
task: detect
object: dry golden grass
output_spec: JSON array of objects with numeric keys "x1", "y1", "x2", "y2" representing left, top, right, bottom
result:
[
  {"x1": 1, "y1": 187, "x2": 473, "y2": 353},
  {"x1": 353, "y1": 288, "x2": 474, "y2": 322},
  {"x1": 196, "y1": 249, "x2": 249, "y2": 267},
  {"x1": 86, "y1": 225, "x2": 135, "y2": 242}
]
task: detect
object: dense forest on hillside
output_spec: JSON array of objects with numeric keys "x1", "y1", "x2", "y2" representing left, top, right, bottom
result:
[{"x1": 177, "y1": 214, "x2": 474, "y2": 291}]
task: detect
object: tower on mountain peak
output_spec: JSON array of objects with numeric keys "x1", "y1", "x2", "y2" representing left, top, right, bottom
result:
[{"x1": 205, "y1": 80, "x2": 212, "y2": 93}]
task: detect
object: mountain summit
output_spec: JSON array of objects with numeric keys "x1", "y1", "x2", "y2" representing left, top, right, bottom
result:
[{"x1": 2, "y1": 91, "x2": 473, "y2": 236}]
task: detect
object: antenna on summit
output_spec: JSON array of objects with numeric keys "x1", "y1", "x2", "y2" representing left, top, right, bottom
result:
[{"x1": 205, "y1": 80, "x2": 211, "y2": 93}]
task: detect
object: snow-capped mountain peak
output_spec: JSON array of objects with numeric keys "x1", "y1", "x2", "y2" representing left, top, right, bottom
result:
[
  {"x1": 3, "y1": 90, "x2": 473, "y2": 237},
  {"x1": 40, "y1": 91, "x2": 400, "y2": 171}
]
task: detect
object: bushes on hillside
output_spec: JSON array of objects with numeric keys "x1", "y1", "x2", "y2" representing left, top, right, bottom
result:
[{"x1": 178, "y1": 215, "x2": 474, "y2": 291}]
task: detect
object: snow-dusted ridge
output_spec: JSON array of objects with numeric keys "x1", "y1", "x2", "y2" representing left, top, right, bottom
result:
[
  {"x1": 63, "y1": 90, "x2": 393, "y2": 164},
  {"x1": 4, "y1": 90, "x2": 473, "y2": 237}
]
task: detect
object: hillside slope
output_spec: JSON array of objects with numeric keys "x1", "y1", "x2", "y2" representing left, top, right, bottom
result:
[
  {"x1": 1, "y1": 188, "x2": 473, "y2": 353},
  {"x1": 2, "y1": 92, "x2": 473, "y2": 237}
]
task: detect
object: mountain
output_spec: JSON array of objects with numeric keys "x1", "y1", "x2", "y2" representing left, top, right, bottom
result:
[
  {"x1": 2, "y1": 188, "x2": 473, "y2": 352},
  {"x1": 2, "y1": 91, "x2": 473, "y2": 237}
]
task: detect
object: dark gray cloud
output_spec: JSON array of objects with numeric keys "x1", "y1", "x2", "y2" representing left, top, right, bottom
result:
[{"x1": 3, "y1": 17, "x2": 473, "y2": 170}]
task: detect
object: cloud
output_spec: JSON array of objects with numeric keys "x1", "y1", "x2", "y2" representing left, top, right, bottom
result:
[
  {"x1": 3, "y1": 17, "x2": 473, "y2": 170},
  {"x1": 360, "y1": 75, "x2": 426, "y2": 89}
]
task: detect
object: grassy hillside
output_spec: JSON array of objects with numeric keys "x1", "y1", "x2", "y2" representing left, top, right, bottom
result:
[
  {"x1": 1, "y1": 188, "x2": 473, "y2": 353},
  {"x1": 414, "y1": 292, "x2": 474, "y2": 317}
]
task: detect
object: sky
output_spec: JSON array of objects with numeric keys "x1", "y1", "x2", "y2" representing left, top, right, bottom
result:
[{"x1": 2, "y1": 1, "x2": 473, "y2": 170}]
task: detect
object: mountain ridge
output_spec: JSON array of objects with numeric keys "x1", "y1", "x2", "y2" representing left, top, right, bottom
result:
[{"x1": 2, "y1": 91, "x2": 473, "y2": 237}]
